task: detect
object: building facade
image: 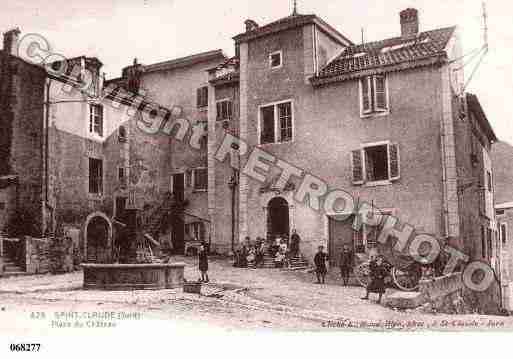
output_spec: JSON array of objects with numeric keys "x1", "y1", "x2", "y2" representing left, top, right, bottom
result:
[{"x1": 1, "y1": 8, "x2": 501, "y2": 292}]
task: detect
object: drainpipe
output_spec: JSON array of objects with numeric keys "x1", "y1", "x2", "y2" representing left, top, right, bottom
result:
[{"x1": 43, "y1": 79, "x2": 51, "y2": 237}]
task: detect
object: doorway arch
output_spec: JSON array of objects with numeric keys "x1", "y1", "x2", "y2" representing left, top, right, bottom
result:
[
  {"x1": 267, "y1": 197, "x2": 290, "y2": 239},
  {"x1": 83, "y1": 212, "x2": 112, "y2": 263}
]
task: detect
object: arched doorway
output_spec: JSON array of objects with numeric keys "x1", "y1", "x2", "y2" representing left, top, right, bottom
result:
[
  {"x1": 267, "y1": 197, "x2": 290, "y2": 239},
  {"x1": 84, "y1": 213, "x2": 112, "y2": 263}
]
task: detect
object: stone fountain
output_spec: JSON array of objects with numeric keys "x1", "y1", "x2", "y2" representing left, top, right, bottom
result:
[{"x1": 81, "y1": 195, "x2": 185, "y2": 290}]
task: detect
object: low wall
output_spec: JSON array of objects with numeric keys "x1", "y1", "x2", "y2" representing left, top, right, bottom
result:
[
  {"x1": 25, "y1": 236, "x2": 74, "y2": 274},
  {"x1": 81, "y1": 263, "x2": 186, "y2": 290},
  {"x1": 24, "y1": 237, "x2": 50, "y2": 274}
]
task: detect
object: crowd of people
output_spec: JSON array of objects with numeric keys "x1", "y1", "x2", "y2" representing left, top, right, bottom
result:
[
  {"x1": 233, "y1": 229, "x2": 302, "y2": 269},
  {"x1": 196, "y1": 234, "x2": 390, "y2": 304}
]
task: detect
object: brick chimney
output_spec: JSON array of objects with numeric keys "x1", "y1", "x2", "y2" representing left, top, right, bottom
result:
[
  {"x1": 400, "y1": 8, "x2": 419, "y2": 38},
  {"x1": 3, "y1": 28, "x2": 21, "y2": 56},
  {"x1": 244, "y1": 19, "x2": 259, "y2": 32}
]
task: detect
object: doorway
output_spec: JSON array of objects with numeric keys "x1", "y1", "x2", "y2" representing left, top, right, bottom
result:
[{"x1": 267, "y1": 197, "x2": 290, "y2": 239}]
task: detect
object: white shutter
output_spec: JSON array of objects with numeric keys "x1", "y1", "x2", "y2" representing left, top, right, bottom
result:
[
  {"x1": 361, "y1": 77, "x2": 372, "y2": 115},
  {"x1": 374, "y1": 75, "x2": 388, "y2": 111},
  {"x1": 351, "y1": 150, "x2": 365, "y2": 185},
  {"x1": 388, "y1": 143, "x2": 400, "y2": 181}
]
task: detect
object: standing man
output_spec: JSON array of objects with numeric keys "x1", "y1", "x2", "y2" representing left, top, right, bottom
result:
[
  {"x1": 198, "y1": 243, "x2": 209, "y2": 283},
  {"x1": 314, "y1": 245, "x2": 329, "y2": 284},
  {"x1": 339, "y1": 244, "x2": 354, "y2": 286},
  {"x1": 290, "y1": 229, "x2": 301, "y2": 258}
]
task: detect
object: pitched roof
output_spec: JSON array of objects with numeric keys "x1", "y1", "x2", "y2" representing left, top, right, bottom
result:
[
  {"x1": 233, "y1": 14, "x2": 352, "y2": 46},
  {"x1": 143, "y1": 49, "x2": 226, "y2": 74},
  {"x1": 466, "y1": 93, "x2": 498, "y2": 143},
  {"x1": 312, "y1": 26, "x2": 456, "y2": 84}
]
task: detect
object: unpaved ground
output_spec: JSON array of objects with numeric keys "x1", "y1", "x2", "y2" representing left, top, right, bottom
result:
[{"x1": 1, "y1": 256, "x2": 512, "y2": 332}]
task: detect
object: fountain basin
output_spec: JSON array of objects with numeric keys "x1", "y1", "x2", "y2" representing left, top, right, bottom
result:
[{"x1": 81, "y1": 262, "x2": 185, "y2": 290}]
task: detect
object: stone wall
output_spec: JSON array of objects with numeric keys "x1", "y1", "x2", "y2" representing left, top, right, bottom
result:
[{"x1": 24, "y1": 236, "x2": 74, "y2": 274}]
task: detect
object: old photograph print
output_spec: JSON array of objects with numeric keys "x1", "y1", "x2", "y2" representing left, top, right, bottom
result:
[{"x1": 1, "y1": 0, "x2": 513, "y2": 351}]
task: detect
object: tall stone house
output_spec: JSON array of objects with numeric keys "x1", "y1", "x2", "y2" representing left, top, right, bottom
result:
[{"x1": 0, "y1": 8, "x2": 500, "y2": 290}]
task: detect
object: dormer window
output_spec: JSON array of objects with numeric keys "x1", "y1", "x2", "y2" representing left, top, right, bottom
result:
[{"x1": 269, "y1": 51, "x2": 283, "y2": 69}]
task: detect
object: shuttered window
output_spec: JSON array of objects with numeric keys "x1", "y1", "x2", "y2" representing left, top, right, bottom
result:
[
  {"x1": 361, "y1": 77, "x2": 371, "y2": 114},
  {"x1": 351, "y1": 150, "x2": 364, "y2": 184},
  {"x1": 374, "y1": 75, "x2": 387, "y2": 111},
  {"x1": 216, "y1": 100, "x2": 232, "y2": 120},
  {"x1": 197, "y1": 86, "x2": 208, "y2": 108},
  {"x1": 351, "y1": 143, "x2": 400, "y2": 185},
  {"x1": 389, "y1": 143, "x2": 400, "y2": 180},
  {"x1": 360, "y1": 75, "x2": 388, "y2": 116}
]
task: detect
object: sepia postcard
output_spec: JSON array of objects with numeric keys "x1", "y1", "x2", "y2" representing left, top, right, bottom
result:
[{"x1": 1, "y1": 0, "x2": 513, "y2": 356}]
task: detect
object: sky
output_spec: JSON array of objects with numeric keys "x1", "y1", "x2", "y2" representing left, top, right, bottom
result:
[{"x1": 2, "y1": 0, "x2": 512, "y2": 144}]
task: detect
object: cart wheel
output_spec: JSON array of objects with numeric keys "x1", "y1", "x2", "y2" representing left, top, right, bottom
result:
[
  {"x1": 391, "y1": 267, "x2": 421, "y2": 292},
  {"x1": 355, "y1": 262, "x2": 371, "y2": 288}
]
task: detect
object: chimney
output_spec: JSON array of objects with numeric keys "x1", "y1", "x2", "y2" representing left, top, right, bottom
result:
[
  {"x1": 3, "y1": 28, "x2": 21, "y2": 56},
  {"x1": 244, "y1": 19, "x2": 259, "y2": 32},
  {"x1": 400, "y1": 8, "x2": 419, "y2": 38}
]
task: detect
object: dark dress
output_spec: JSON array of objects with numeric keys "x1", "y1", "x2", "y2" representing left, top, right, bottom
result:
[
  {"x1": 314, "y1": 252, "x2": 328, "y2": 274},
  {"x1": 367, "y1": 260, "x2": 387, "y2": 294},
  {"x1": 290, "y1": 233, "x2": 301, "y2": 256},
  {"x1": 198, "y1": 250, "x2": 208, "y2": 272}
]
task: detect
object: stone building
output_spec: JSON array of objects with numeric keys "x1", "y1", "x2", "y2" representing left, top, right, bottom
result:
[{"x1": 496, "y1": 202, "x2": 513, "y2": 310}]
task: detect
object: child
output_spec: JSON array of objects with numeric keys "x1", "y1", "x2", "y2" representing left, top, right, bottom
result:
[
  {"x1": 361, "y1": 255, "x2": 387, "y2": 303},
  {"x1": 198, "y1": 244, "x2": 209, "y2": 283},
  {"x1": 314, "y1": 246, "x2": 329, "y2": 284}
]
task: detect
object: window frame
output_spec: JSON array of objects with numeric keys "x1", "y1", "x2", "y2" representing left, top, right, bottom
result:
[
  {"x1": 269, "y1": 50, "x2": 283, "y2": 69},
  {"x1": 257, "y1": 99, "x2": 294, "y2": 146},
  {"x1": 359, "y1": 75, "x2": 390, "y2": 118},
  {"x1": 352, "y1": 141, "x2": 400, "y2": 186},
  {"x1": 216, "y1": 98, "x2": 233, "y2": 121},
  {"x1": 88, "y1": 157, "x2": 103, "y2": 195},
  {"x1": 501, "y1": 222, "x2": 508, "y2": 246},
  {"x1": 192, "y1": 167, "x2": 208, "y2": 192},
  {"x1": 196, "y1": 86, "x2": 208, "y2": 109},
  {"x1": 89, "y1": 103, "x2": 104, "y2": 137}
]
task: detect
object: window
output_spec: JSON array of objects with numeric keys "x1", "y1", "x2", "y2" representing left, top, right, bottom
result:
[
  {"x1": 118, "y1": 167, "x2": 127, "y2": 186},
  {"x1": 197, "y1": 86, "x2": 208, "y2": 108},
  {"x1": 89, "y1": 104, "x2": 104, "y2": 137},
  {"x1": 259, "y1": 101, "x2": 293, "y2": 145},
  {"x1": 89, "y1": 158, "x2": 103, "y2": 194},
  {"x1": 0, "y1": 202, "x2": 5, "y2": 210},
  {"x1": 351, "y1": 143, "x2": 400, "y2": 185},
  {"x1": 193, "y1": 168, "x2": 208, "y2": 191},
  {"x1": 118, "y1": 126, "x2": 127, "y2": 142},
  {"x1": 360, "y1": 75, "x2": 388, "y2": 116},
  {"x1": 487, "y1": 171, "x2": 492, "y2": 192},
  {"x1": 186, "y1": 222, "x2": 205, "y2": 241},
  {"x1": 216, "y1": 100, "x2": 232, "y2": 120},
  {"x1": 269, "y1": 51, "x2": 282, "y2": 68},
  {"x1": 501, "y1": 223, "x2": 508, "y2": 246}
]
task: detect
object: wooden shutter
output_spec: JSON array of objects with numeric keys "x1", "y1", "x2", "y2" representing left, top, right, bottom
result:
[
  {"x1": 227, "y1": 101, "x2": 232, "y2": 119},
  {"x1": 351, "y1": 150, "x2": 364, "y2": 185},
  {"x1": 374, "y1": 75, "x2": 387, "y2": 111},
  {"x1": 388, "y1": 143, "x2": 400, "y2": 181},
  {"x1": 361, "y1": 77, "x2": 371, "y2": 114},
  {"x1": 216, "y1": 102, "x2": 221, "y2": 120}
]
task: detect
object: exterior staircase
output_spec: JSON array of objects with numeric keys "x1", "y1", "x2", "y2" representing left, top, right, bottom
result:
[
  {"x1": 259, "y1": 253, "x2": 309, "y2": 270},
  {"x1": 0, "y1": 248, "x2": 26, "y2": 277}
]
